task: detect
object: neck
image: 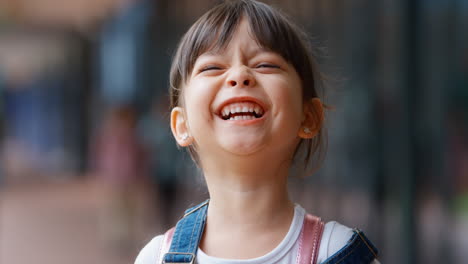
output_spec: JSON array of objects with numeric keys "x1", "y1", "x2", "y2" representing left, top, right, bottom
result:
[
  {"x1": 203, "y1": 149, "x2": 293, "y2": 215},
  {"x1": 207, "y1": 173, "x2": 292, "y2": 227},
  {"x1": 198, "y1": 151, "x2": 295, "y2": 258}
]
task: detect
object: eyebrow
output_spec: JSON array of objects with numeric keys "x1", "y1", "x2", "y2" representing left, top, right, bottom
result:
[{"x1": 202, "y1": 46, "x2": 273, "y2": 57}]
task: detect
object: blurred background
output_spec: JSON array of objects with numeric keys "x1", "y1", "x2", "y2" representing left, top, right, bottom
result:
[{"x1": 0, "y1": 0, "x2": 466, "y2": 263}]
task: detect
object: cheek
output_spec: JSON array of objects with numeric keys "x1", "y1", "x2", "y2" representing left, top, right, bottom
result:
[
  {"x1": 285, "y1": 77, "x2": 304, "y2": 119},
  {"x1": 270, "y1": 78, "x2": 303, "y2": 119},
  {"x1": 182, "y1": 80, "x2": 217, "y2": 130}
]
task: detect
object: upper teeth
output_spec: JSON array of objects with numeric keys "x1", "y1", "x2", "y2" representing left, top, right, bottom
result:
[{"x1": 220, "y1": 102, "x2": 264, "y2": 119}]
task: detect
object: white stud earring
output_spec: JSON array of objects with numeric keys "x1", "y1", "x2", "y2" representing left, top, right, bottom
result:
[
  {"x1": 303, "y1": 127, "x2": 311, "y2": 134},
  {"x1": 182, "y1": 134, "x2": 189, "y2": 141}
]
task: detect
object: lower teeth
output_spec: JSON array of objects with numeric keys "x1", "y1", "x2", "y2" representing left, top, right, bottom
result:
[{"x1": 229, "y1": 115, "x2": 255, "y2": 120}]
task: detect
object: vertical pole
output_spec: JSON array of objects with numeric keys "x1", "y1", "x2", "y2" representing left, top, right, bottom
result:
[{"x1": 403, "y1": 0, "x2": 419, "y2": 263}]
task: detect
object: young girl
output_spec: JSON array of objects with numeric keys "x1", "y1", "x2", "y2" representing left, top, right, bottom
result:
[{"x1": 136, "y1": 0, "x2": 379, "y2": 263}]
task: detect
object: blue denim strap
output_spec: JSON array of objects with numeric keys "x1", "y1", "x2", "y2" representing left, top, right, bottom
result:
[
  {"x1": 322, "y1": 229, "x2": 379, "y2": 264},
  {"x1": 162, "y1": 200, "x2": 209, "y2": 263}
]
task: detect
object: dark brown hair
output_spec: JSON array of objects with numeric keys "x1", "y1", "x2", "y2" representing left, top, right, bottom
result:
[{"x1": 169, "y1": 0, "x2": 326, "y2": 172}]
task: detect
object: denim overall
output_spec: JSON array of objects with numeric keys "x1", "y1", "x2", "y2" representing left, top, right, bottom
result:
[{"x1": 162, "y1": 200, "x2": 379, "y2": 264}]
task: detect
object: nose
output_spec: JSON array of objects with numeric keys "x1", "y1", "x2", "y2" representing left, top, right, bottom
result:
[{"x1": 227, "y1": 66, "x2": 256, "y2": 88}]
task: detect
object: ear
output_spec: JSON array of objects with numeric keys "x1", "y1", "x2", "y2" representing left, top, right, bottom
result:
[
  {"x1": 170, "y1": 107, "x2": 193, "y2": 147},
  {"x1": 298, "y1": 98, "x2": 324, "y2": 139}
]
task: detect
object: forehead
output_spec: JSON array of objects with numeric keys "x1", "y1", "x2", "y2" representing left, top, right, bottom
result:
[
  {"x1": 187, "y1": 15, "x2": 289, "y2": 70},
  {"x1": 197, "y1": 16, "x2": 266, "y2": 55},
  {"x1": 199, "y1": 20, "x2": 271, "y2": 57}
]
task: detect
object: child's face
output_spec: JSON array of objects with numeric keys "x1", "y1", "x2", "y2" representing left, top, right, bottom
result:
[{"x1": 174, "y1": 19, "x2": 304, "y2": 163}]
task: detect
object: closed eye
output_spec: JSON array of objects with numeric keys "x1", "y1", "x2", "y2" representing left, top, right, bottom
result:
[
  {"x1": 200, "y1": 65, "x2": 222, "y2": 72},
  {"x1": 256, "y1": 63, "x2": 280, "y2": 69}
]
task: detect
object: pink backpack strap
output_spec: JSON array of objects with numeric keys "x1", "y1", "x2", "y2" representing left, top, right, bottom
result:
[
  {"x1": 296, "y1": 214, "x2": 325, "y2": 264},
  {"x1": 157, "y1": 227, "x2": 175, "y2": 264}
]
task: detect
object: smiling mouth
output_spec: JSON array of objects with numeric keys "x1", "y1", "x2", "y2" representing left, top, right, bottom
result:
[{"x1": 219, "y1": 101, "x2": 265, "y2": 121}]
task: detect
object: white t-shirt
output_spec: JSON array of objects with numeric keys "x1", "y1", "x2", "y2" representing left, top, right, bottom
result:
[{"x1": 135, "y1": 205, "x2": 379, "y2": 264}]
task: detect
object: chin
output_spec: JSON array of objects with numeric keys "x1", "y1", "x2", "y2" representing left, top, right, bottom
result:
[{"x1": 219, "y1": 137, "x2": 266, "y2": 156}]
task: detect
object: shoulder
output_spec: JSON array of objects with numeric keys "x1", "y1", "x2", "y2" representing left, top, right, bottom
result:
[
  {"x1": 134, "y1": 235, "x2": 164, "y2": 264},
  {"x1": 317, "y1": 221, "x2": 354, "y2": 261},
  {"x1": 317, "y1": 221, "x2": 380, "y2": 264}
]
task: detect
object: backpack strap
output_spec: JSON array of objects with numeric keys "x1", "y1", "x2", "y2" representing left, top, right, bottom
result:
[
  {"x1": 158, "y1": 227, "x2": 175, "y2": 264},
  {"x1": 161, "y1": 200, "x2": 209, "y2": 264},
  {"x1": 296, "y1": 214, "x2": 325, "y2": 264}
]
